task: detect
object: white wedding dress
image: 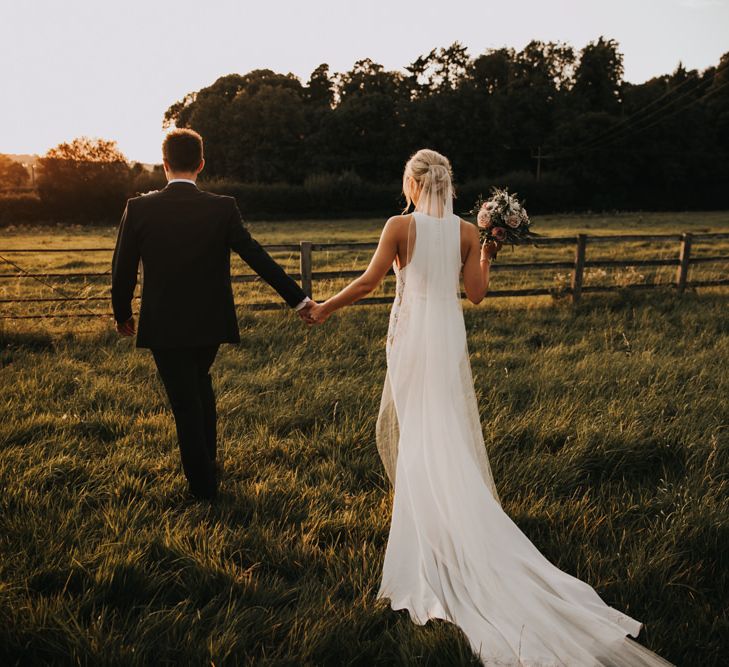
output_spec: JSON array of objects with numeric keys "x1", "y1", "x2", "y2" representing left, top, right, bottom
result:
[{"x1": 374, "y1": 209, "x2": 675, "y2": 666}]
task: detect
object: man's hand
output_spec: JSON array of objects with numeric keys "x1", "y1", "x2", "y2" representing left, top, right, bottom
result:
[
  {"x1": 115, "y1": 316, "x2": 136, "y2": 336},
  {"x1": 306, "y1": 302, "x2": 330, "y2": 325},
  {"x1": 297, "y1": 300, "x2": 318, "y2": 325}
]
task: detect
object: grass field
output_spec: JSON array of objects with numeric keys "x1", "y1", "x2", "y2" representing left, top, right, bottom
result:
[{"x1": 1, "y1": 212, "x2": 728, "y2": 665}]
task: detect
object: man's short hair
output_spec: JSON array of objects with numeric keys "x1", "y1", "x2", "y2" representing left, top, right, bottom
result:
[{"x1": 162, "y1": 128, "x2": 204, "y2": 172}]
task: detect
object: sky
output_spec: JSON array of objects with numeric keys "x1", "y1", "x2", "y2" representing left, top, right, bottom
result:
[{"x1": 2, "y1": 0, "x2": 728, "y2": 164}]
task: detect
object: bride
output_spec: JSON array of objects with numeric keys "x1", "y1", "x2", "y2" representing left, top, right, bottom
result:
[{"x1": 305, "y1": 149, "x2": 675, "y2": 666}]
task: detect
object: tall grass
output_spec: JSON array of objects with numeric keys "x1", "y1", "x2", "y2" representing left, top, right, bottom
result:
[{"x1": 1, "y1": 286, "x2": 727, "y2": 665}]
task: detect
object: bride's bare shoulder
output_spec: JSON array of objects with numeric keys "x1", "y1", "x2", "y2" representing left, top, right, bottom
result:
[
  {"x1": 459, "y1": 217, "x2": 478, "y2": 238},
  {"x1": 383, "y1": 213, "x2": 414, "y2": 236},
  {"x1": 386, "y1": 213, "x2": 414, "y2": 225}
]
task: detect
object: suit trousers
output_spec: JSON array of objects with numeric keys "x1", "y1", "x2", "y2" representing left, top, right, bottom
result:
[{"x1": 151, "y1": 344, "x2": 220, "y2": 498}]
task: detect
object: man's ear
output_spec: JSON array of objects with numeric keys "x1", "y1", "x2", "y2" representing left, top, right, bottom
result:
[{"x1": 197, "y1": 158, "x2": 205, "y2": 175}]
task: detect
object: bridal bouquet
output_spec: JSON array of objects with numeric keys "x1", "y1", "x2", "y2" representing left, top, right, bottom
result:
[{"x1": 470, "y1": 187, "x2": 539, "y2": 252}]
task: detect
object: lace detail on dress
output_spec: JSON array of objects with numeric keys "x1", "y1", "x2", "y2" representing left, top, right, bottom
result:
[{"x1": 386, "y1": 263, "x2": 406, "y2": 356}]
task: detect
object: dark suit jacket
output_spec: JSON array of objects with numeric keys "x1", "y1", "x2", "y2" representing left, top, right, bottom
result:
[{"x1": 111, "y1": 181, "x2": 306, "y2": 348}]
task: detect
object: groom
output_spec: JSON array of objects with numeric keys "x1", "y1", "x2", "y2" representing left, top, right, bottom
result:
[{"x1": 111, "y1": 128, "x2": 315, "y2": 501}]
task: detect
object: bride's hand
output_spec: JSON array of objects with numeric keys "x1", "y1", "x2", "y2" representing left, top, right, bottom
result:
[
  {"x1": 481, "y1": 239, "x2": 502, "y2": 259},
  {"x1": 306, "y1": 302, "x2": 330, "y2": 325}
]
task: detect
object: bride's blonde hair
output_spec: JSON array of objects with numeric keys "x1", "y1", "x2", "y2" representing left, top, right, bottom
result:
[{"x1": 402, "y1": 148, "x2": 454, "y2": 214}]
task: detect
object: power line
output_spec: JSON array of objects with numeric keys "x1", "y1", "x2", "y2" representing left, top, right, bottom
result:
[
  {"x1": 542, "y1": 77, "x2": 729, "y2": 159},
  {"x1": 548, "y1": 60, "x2": 729, "y2": 157},
  {"x1": 579, "y1": 78, "x2": 729, "y2": 153},
  {"x1": 488, "y1": 62, "x2": 727, "y2": 160},
  {"x1": 570, "y1": 69, "x2": 719, "y2": 152},
  {"x1": 565, "y1": 81, "x2": 712, "y2": 154}
]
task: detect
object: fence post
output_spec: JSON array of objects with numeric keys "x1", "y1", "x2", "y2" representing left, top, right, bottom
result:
[
  {"x1": 571, "y1": 234, "x2": 587, "y2": 303},
  {"x1": 300, "y1": 241, "x2": 313, "y2": 298},
  {"x1": 675, "y1": 232, "x2": 692, "y2": 293}
]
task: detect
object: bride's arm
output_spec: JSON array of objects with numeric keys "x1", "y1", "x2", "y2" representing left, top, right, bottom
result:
[
  {"x1": 308, "y1": 217, "x2": 402, "y2": 323},
  {"x1": 462, "y1": 223, "x2": 499, "y2": 304}
]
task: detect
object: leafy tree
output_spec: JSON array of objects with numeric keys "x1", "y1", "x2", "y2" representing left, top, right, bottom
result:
[
  {"x1": 37, "y1": 138, "x2": 131, "y2": 219},
  {"x1": 468, "y1": 48, "x2": 514, "y2": 94},
  {"x1": 306, "y1": 63, "x2": 335, "y2": 107},
  {"x1": 325, "y1": 60, "x2": 410, "y2": 181},
  {"x1": 157, "y1": 40, "x2": 728, "y2": 212},
  {"x1": 0, "y1": 155, "x2": 30, "y2": 188},
  {"x1": 406, "y1": 42, "x2": 470, "y2": 96},
  {"x1": 572, "y1": 37, "x2": 624, "y2": 113},
  {"x1": 704, "y1": 51, "x2": 729, "y2": 148},
  {"x1": 44, "y1": 137, "x2": 127, "y2": 163},
  {"x1": 502, "y1": 41, "x2": 576, "y2": 152},
  {"x1": 225, "y1": 82, "x2": 308, "y2": 182},
  {"x1": 165, "y1": 74, "x2": 254, "y2": 178},
  {"x1": 165, "y1": 70, "x2": 307, "y2": 181}
]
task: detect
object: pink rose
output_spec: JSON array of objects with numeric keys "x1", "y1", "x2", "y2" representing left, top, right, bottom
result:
[
  {"x1": 491, "y1": 226, "x2": 507, "y2": 241},
  {"x1": 506, "y1": 213, "x2": 520, "y2": 228},
  {"x1": 477, "y1": 208, "x2": 491, "y2": 228}
]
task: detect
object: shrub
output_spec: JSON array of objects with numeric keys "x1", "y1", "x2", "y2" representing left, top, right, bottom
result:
[
  {"x1": 0, "y1": 194, "x2": 48, "y2": 225},
  {"x1": 199, "y1": 173, "x2": 401, "y2": 219},
  {"x1": 0, "y1": 155, "x2": 31, "y2": 189},
  {"x1": 130, "y1": 169, "x2": 167, "y2": 195}
]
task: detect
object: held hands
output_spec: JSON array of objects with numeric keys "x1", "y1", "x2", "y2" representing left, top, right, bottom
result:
[
  {"x1": 115, "y1": 316, "x2": 136, "y2": 336},
  {"x1": 297, "y1": 300, "x2": 330, "y2": 326},
  {"x1": 297, "y1": 300, "x2": 316, "y2": 324},
  {"x1": 306, "y1": 302, "x2": 330, "y2": 325}
]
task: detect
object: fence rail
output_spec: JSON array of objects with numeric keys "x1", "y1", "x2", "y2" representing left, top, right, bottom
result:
[{"x1": 1, "y1": 232, "x2": 728, "y2": 320}]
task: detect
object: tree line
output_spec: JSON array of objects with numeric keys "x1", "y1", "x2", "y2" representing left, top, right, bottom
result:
[
  {"x1": 164, "y1": 37, "x2": 729, "y2": 211},
  {"x1": 2, "y1": 36, "x2": 728, "y2": 224}
]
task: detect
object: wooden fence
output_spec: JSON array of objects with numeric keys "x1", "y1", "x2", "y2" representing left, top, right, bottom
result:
[{"x1": 1, "y1": 232, "x2": 728, "y2": 320}]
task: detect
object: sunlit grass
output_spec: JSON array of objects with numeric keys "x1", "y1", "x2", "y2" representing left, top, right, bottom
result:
[{"x1": 0, "y1": 214, "x2": 727, "y2": 665}]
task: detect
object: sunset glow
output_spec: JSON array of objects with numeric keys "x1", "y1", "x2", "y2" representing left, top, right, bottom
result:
[{"x1": 2, "y1": 0, "x2": 728, "y2": 163}]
